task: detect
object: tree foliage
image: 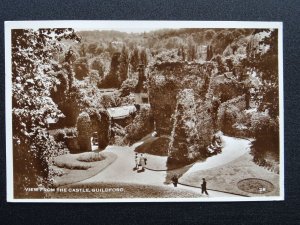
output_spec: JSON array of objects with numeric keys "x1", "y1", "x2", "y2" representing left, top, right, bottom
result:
[{"x1": 12, "y1": 28, "x2": 80, "y2": 194}]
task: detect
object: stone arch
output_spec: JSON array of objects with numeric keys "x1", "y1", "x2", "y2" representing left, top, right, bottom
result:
[{"x1": 89, "y1": 110, "x2": 110, "y2": 151}]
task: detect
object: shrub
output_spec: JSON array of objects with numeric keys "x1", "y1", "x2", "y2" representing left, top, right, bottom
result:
[
  {"x1": 51, "y1": 128, "x2": 77, "y2": 143},
  {"x1": 64, "y1": 127, "x2": 78, "y2": 137},
  {"x1": 54, "y1": 160, "x2": 91, "y2": 170},
  {"x1": 52, "y1": 129, "x2": 66, "y2": 142},
  {"x1": 77, "y1": 152, "x2": 106, "y2": 162},
  {"x1": 250, "y1": 112, "x2": 279, "y2": 158}
]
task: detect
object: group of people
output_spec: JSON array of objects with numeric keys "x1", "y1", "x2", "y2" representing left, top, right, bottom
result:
[
  {"x1": 133, "y1": 152, "x2": 209, "y2": 196},
  {"x1": 134, "y1": 153, "x2": 147, "y2": 172},
  {"x1": 171, "y1": 175, "x2": 209, "y2": 196}
]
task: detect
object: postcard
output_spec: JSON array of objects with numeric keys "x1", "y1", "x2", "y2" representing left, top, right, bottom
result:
[{"x1": 5, "y1": 21, "x2": 283, "y2": 202}]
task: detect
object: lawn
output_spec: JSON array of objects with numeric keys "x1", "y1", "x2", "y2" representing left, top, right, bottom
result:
[
  {"x1": 51, "y1": 152, "x2": 117, "y2": 187},
  {"x1": 135, "y1": 135, "x2": 170, "y2": 156},
  {"x1": 180, "y1": 152, "x2": 280, "y2": 197}
]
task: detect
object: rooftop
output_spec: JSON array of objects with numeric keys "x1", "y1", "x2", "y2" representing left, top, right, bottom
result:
[{"x1": 107, "y1": 105, "x2": 136, "y2": 119}]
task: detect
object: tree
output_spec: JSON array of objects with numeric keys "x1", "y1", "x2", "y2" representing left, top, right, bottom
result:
[
  {"x1": 12, "y1": 28, "x2": 80, "y2": 195},
  {"x1": 140, "y1": 48, "x2": 148, "y2": 66},
  {"x1": 120, "y1": 78, "x2": 138, "y2": 97},
  {"x1": 206, "y1": 45, "x2": 213, "y2": 61},
  {"x1": 187, "y1": 37, "x2": 197, "y2": 61},
  {"x1": 79, "y1": 43, "x2": 87, "y2": 57},
  {"x1": 91, "y1": 57, "x2": 104, "y2": 77},
  {"x1": 243, "y1": 29, "x2": 279, "y2": 117},
  {"x1": 87, "y1": 42, "x2": 98, "y2": 56},
  {"x1": 242, "y1": 29, "x2": 280, "y2": 160},
  {"x1": 213, "y1": 55, "x2": 226, "y2": 74},
  {"x1": 118, "y1": 46, "x2": 129, "y2": 84},
  {"x1": 73, "y1": 57, "x2": 89, "y2": 80},
  {"x1": 130, "y1": 47, "x2": 140, "y2": 73}
]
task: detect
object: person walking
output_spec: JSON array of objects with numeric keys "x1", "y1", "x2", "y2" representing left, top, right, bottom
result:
[
  {"x1": 201, "y1": 178, "x2": 209, "y2": 196},
  {"x1": 171, "y1": 175, "x2": 178, "y2": 187}
]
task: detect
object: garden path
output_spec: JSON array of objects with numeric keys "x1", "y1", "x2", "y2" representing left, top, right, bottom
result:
[{"x1": 80, "y1": 136, "x2": 251, "y2": 197}]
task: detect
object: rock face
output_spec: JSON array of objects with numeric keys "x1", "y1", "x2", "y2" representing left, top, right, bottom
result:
[{"x1": 168, "y1": 89, "x2": 200, "y2": 163}]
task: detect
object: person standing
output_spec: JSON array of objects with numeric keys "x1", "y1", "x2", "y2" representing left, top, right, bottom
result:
[
  {"x1": 134, "y1": 153, "x2": 139, "y2": 170},
  {"x1": 139, "y1": 154, "x2": 146, "y2": 171},
  {"x1": 201, "y1": 178, "x2": 209, "y2": 196}
]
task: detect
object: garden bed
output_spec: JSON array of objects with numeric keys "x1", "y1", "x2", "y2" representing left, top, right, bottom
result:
[{"x1": 51, "y1": 152, "x2": 117, "y2": 187}]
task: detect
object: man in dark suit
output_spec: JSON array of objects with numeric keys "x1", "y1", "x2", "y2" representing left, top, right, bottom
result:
[{"x1": 201, "y1": 178, "x2": 209, "y2": 196}]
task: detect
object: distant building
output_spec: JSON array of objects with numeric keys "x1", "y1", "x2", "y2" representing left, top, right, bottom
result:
[
  {"x1": 46, "y1": 117, "x2": 59, "y2": 130},
  {"x1": 107, "y1": 105, "x2": 137, "y2": 127},
  {"x1": 99, "y1": 88, "x2": 117, "y2": 94}
]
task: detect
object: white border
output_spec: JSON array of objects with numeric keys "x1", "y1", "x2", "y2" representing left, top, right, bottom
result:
[{"x1": 5, "y1": 20, "x2": 284, "y2": 203}]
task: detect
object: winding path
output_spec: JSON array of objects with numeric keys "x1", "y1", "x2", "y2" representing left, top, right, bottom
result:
[{"x1": 80, "y1": 136, "x2": 251, "y2": 198}]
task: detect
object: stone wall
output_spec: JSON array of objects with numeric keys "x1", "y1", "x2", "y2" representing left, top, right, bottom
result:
[
  {"x1": 148, "y1": 61, "x2": 213, "y2": 136},
  {"x1": 168, "y1": 89, "x2": 201, "y2": 163},
  {"x1": 195, "y1": 100, "x2": 216, "y2": 152}
]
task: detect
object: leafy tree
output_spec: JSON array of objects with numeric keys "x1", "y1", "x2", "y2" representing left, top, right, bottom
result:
[
  {"x1": 91, "y1": 57, "x2": 104, "y2": 77},
  {"x1": 187, "y1": 37, "x2": 197, "y2": 61},
  {"x1": 243, "y1": 29, "x2": 279, "y2": 117},
  {"x1": 118, "y1": 46, "x2": 129, "y2": 84},
  {"x1": 213, "y1": 55, "x2": 226, "y2": 74},
  {"x1": 73, "y1": 57, "x2": 89, "y2": 80},
  {"x1": 206, "y1": 45, "x2": 213, "y2": 61},
  {"x1": 242, "y1": 29, "x2": 280, "y2": 159},
  {"x1": 130, "y1": 47, "x2": 140, "y2": 72},
  {"x1": 120, "y1": 78, "x2": 138, "y2": 97},
  {"x1": 87, "y1": 42, "x2": 98, "y2": 55},
  {"x1": 79, "y1": 43, "x2": 87, "y2": 57},
  {"x1": 204, "y1": 29, "x2": 216, "y2": 41},
  {"x1": 12, "y1": 28, "x2": 80, "y2": 195},
  {"x1": 140, "y1": 48, "x2": 148, "y2": 66}
]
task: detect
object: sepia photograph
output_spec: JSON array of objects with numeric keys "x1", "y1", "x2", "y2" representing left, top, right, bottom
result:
[{"x1": 5, "y1": 21, "x2": 283, "y2": 202}]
